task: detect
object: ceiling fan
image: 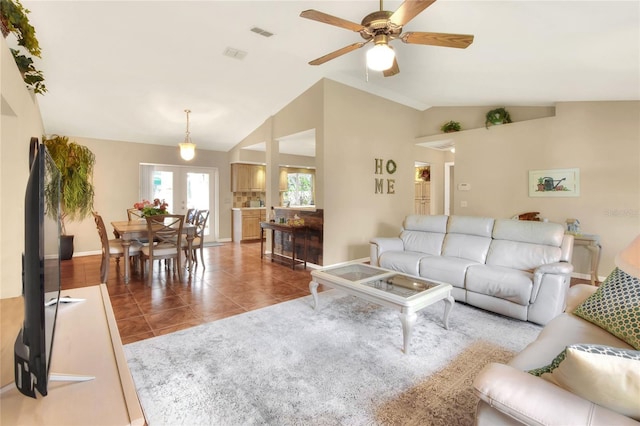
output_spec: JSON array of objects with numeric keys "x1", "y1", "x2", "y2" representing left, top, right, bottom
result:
[{"x1": 300, "y1": 0, "x2": 474, "y2": 77}]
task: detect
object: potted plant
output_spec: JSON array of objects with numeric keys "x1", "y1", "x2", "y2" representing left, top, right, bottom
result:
[
  {"x1": 44, "y1": 135, "x2": 96, "y2": 260},
  {"x1": 133, "y1": 199, "x2": 170, "y2": 217},
  {"x1": 485, "y1": 107, "x2": 512, "y2": 128},
  {"x1": 1, "y1": 0, "x2": 46, "y2": 94},
  {"x1": 440, "y1": 120, "x2": 461, "y2": 133}
]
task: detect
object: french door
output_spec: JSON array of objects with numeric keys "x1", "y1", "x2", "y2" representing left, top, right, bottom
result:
[{"x1": 139, "y1": 164, "x2": 218, "y2": 242}]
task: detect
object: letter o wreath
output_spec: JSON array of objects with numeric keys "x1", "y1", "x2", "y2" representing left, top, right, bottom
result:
[{"x1": 386, "y1": 159, "x2": 397, "y2": 174}]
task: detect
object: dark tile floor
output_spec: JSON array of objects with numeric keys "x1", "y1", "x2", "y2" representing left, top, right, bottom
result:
[{"x1": 60, "y1": 242, "x2": 322, "y2": 344}]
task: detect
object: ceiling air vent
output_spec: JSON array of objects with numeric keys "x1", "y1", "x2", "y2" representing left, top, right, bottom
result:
[
  {"x1": 223, "y1": 47, "x2": 248, "y2": 60},
  {"x1": 250, "y1": 26, "x2": 274, "y2": 37}
]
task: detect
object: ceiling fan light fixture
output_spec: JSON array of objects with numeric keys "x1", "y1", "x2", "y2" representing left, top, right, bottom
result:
[
  {"x1": 179, "y1": 109, "x2": 196, "y2": 161},
  {"x1": 366, "y1": 40, "x2": 395, "y2": 71}
]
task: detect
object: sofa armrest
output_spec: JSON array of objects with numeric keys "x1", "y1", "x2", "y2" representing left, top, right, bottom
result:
[
  {"x1": 531, "y1": 262, "x2": 573, "y2": 303},
  {"x1": 535, "y1": 262, "x2": 574, "y2": 276},
  {"x1": 369, "y1": 237, "x2": 403, "y2": 266},
  {"x1": 474, "y1": 363, "x2": 640, "y2": 426}
]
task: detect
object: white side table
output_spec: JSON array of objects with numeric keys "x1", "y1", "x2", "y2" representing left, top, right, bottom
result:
[{"x1": 571, "y1": 233, "x2": 602, "y2": 285}]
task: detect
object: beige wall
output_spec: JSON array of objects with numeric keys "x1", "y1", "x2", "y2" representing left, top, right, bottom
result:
[
  {"x1": 230, "y1": 81, "x2": 324, "y2": 212},
  {"x1": 322, "y1": 80, "x2": 421, "y2": 264},
  {"x1": 230, "y1": 83, "x2": 639, "y2": 278},
  {"x1": 446, "y1": 101, "x2": 640, "y2": 277},
  {"x1": 67, "y1": 137, "x2": 232, "y2": 263},
  {"x1": 1, "y1": 36, "x2": 45, "y2": 298}
]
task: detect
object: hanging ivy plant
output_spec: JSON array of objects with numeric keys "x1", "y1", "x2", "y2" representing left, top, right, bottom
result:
[
  {"x1": 11, "y1": 48, "x2": 46, "y2": 94},
  {"x1": 1, "y1": 0, "x2": 46, "y2": 95}
]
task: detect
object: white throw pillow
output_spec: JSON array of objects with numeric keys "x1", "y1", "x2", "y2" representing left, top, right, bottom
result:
[{"x1": 529, "y1": 344, "x2": 640, "y2": 420}]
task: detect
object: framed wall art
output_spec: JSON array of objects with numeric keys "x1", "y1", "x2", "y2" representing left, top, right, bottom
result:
[{"x1": 529, "y1": 168, "x2": 580, "y2": 197}]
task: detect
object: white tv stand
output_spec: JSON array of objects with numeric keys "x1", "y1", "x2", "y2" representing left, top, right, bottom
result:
[{"x1": 0, "y1": 284, "x2": 145, "y2": 425}]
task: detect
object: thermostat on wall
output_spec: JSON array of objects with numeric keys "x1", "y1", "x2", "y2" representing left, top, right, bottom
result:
[{"x1": 458, "y1": 183, "x2": 471, "y2": 191}]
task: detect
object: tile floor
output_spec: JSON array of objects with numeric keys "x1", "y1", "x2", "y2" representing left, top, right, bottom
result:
[{"x1": 60, "y1": 242, "x2": 322, "y2": 344}]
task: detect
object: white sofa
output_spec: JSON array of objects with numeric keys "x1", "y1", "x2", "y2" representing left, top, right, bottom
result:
[
  {"x1": 473, "y1": 284, "x2": 639, "y2": 425},
  {"x1": 369, "y1": 215, "x2": 574, "y2": 325}
]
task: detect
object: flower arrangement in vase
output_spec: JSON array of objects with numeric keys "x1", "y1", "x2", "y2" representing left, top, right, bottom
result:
[{"x1": 134, "y1": 199, "x2": 169, "y2": 217}]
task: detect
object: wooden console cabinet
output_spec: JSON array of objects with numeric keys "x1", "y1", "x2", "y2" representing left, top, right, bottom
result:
[{"x1": 0, "y1": 285, "x2": 144, "y2": 426}]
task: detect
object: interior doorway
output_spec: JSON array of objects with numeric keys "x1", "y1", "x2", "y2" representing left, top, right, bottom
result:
[
  {"x1": 414, "y1": 162, "x2": 431, "y2": 215},
  {"x1": 139, "y1": 164, "x2": 219, "y2": 242}
]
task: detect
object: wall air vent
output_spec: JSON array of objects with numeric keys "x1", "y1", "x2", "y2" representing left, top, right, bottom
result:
[
  {"x1": 223, "y1": 47, "x2": 248, "y2": 60},
  {"x1": 250, "y1": 27, "x2": 274, "y2": 37}
]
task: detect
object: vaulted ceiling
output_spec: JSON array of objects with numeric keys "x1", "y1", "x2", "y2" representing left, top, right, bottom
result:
[{"x1": 19, "y1": 1, "x2": 640, "y2": 153}]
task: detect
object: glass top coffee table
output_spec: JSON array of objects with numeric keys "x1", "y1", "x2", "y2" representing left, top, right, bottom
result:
[{"x1": 310, "y1": 263, "x2": 454, "y2": 354}]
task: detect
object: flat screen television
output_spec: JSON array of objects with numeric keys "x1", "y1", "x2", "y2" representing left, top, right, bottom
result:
[{"x1": 14, "y1": 139, "x2": 62, "y2": 398}]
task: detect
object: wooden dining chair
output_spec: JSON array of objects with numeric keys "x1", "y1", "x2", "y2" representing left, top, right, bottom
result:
[
  {"x1": 93, "y1": 212, "x2": 142, "y2": 283},
  {"x1": 184, "y1": 209, "x2": 209, "y2": 268},
  {"x1": 127, "y1": 208, "x2": 144, "y2": 221},
  {"x1": 186, "y1": 208, "x2": 198, "y2": 225},
  {"x1": 140, "y1": 214, "x2": 185, "y2": 286}
]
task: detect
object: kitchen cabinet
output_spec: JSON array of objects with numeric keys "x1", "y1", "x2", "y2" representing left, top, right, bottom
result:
[
  {"x1": 415, "y1": 181, "x2": 430, "y2": 215},
  {"x1": 231, "y1": 164, "x2": 266, "y2": 192},
  {"x1": 232, "y1": 208, "x2": 266, "y2": 242},
  {"x1": 279, "y1": 168, "x2": 288, "y2": 192}
]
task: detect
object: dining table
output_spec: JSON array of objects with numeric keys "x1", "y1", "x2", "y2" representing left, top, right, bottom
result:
[{"x1": 111, "y1": 219, "x2": 196, "y2": 284}]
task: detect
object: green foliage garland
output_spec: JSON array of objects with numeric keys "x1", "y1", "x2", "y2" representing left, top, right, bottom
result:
[{"x1": 1, "y1": 0, "x2": 46, "y2": 94}]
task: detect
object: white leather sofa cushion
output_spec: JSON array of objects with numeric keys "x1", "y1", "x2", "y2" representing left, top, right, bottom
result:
[
  {"x1": 400, "y1": 230, "x2": 445, "y2": 255},
  {"x1": 493, "y1": 219, "x2": 565, "y2": 246},
  {"x1": 443, "y1": 234, "x2": 492, "y2": 263},
  {"x1": 403, "y1": 214, "x2": 448, "y2": 233},
  {"x1": 487, "y1": 240, "x2": 562, "y2": 271},
  {"x1": 419, "y1": 256, "x2": 480, "y2": 288},
  {"x1": 466, "y1": 264, "x2": 533, "y2": 305},
  {"x1": 379, "y1": 251, "x2": 427, "y2": 276},
  {"x1": 400, "y1": 215, "x2": 448, "y2": 254},
  {"x1": 447, "y1": 215, "x2": 494, "y2": 237}
]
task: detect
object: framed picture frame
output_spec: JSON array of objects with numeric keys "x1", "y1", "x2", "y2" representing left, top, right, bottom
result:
[{"x1": 529, "y1": 168, "x2": 580, "y2": 197}]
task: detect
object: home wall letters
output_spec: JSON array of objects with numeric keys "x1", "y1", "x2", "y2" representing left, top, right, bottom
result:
[{"x1": 374, "y1": 158, "x2": 396, "y2": 194}]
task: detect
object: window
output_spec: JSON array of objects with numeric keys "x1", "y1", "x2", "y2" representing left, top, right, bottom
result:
[{"x1": 284, "y1": 173, "x2": 314, "y2": 207}]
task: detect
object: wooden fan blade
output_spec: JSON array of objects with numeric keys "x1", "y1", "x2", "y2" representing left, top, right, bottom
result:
[
  {"x1": 401, "y1": 31, "x2": 474, "y2": 48},
  {"x1": 390, "y1": 0, "x2": 437, "y2": 27},
  {"x1": 309, "y1": 42, "x2": 367, "y2": 65},
  {"x1": 300, "y1": 9, "x2": 364, "y2": 32},
  {"x1": 383, "y1": 58, "x2": 400, "y2": 77}
]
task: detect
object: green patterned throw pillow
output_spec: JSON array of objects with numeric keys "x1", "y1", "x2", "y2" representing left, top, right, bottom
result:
[{"x1": 573, "y1": 267, "x2": 640, "y2": 350}]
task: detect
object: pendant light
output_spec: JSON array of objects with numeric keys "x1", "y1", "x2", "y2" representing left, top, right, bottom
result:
[{"x1": 179, "y1": 109, "x2": 196, "y2": 161}]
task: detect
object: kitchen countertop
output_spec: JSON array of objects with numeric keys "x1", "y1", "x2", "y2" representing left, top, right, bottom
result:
[{"x1": 232, "y1": 207, "x2": 266, "y2": 211}]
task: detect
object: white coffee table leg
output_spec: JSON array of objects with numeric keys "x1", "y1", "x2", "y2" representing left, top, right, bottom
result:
[
  {"x1": 309, "y1": 280, "x2": 319, "y2": 310},
  {"x1": 399, "y1": 311, "x2": 417, "y2": 354},
  {"x1": 442, "y1": 296, "x2": 455, "y2": 330}
]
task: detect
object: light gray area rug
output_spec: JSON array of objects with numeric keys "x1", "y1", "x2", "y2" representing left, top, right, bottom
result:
[{"x1": 124, "y1": 290, "x2": 542, "y2": 426}]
